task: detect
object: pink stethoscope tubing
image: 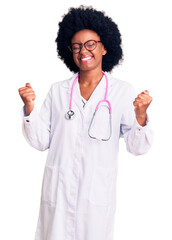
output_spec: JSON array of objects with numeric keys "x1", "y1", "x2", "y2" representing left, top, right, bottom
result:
[
  {"x1": 65, "y1": 71, "x2": 112, "y2": 141},
  {"x1": 69, "y1": 71, "x2": 111, "y2": 112}
]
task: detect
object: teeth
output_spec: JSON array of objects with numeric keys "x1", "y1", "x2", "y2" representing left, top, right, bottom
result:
[{"x1": 81, "y1": 56, "x2": 92, "y2": 61}]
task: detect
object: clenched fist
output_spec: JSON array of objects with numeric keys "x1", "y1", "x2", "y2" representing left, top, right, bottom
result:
[
  {"x1": 133, "y1": 90, "x2": 152, "y2": 126},
  {"x1": 18, "y1": 83, "x2": 36, "y2": 116}
]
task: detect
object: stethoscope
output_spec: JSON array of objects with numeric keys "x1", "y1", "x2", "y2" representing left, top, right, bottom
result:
[{"x1": 65, "y1": 71, "x2": 112, "y2": 141}]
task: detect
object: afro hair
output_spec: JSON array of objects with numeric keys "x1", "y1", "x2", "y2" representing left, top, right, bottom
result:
[{"x1": 55, "y1": 5, "x2": 123, "y2": 73}]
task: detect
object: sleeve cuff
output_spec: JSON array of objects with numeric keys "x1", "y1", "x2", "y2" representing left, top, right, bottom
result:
[
  {"x1": 134, "y1": 114, "x2": 150, "y2": 132},
  {"x1": 21, "y1": 106, "x2": 37, "y2": 123},
  {"x1": 23, "y1": 105, "x2": 28, "y2": 117}
]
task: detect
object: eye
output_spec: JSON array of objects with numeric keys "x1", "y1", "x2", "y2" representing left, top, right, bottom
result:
[
  {"x1": 72, "y1": 44, "x2": 80, "y2": 50},
  {"x1": 86, "y1": 41, "x2": 96, "y2": 48}
]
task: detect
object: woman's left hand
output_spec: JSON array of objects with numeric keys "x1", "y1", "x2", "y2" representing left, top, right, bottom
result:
[{"x1": 133, "y1": 90, "x2": 152, "y2": 126}]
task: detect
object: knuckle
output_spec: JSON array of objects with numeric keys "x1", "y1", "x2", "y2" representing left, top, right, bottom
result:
[{"x1": 22, "y1": 93, "x2": 28, "y2": 98}]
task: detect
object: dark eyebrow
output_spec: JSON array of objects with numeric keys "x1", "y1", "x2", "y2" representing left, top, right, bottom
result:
[
  {"x1": 71, "y1": 40, "x2": 99, "y2": 45},
  {"x1": 71, "y1": 42, "x2": 82, "y2": 45}
]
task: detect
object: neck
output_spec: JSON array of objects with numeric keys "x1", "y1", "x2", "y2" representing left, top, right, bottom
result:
[{"x1": 79, "y1": 69, "x2": 104, "y2": 86}]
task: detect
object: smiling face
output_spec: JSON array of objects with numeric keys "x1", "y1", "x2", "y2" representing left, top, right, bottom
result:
[{"x1": 71, "y1": 29, "x2": 107, "y2": 73}]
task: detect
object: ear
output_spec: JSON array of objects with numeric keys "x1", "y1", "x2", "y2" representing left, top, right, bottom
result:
[
  {"x1": 103, "y1": 50, "x2": 107, "y2": 56},
  {"x1": 102, "y1": 49, "x2": 107, "y2": 56},
  {"x1": 101, "y1": 45, "x2": 107, "y2": 56}
]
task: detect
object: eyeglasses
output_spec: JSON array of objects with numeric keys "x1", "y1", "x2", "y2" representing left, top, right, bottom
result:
[{"x1": 68, "y1": 40, "x2": 102, "y2": 54}]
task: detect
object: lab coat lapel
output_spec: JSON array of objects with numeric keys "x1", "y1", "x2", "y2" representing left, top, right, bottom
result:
[
  {"x1": 73, "y1": 79, "x2": 84, "y2": 111},
  {"x1": 61, "y1": 72, "x2": 113, "y2": 113},
  {"x1": 61, "y1": 73, "x2": 83, "y2": 112},
  {"x1": 82, "y1": 72, "x2": 113, "y2": 111},
  {"x1": 84, "y1": 74, "x2": 106, "y2": 109},
  {"x1": 72, "y1": 74, "x2": 107, "y2": 113}
]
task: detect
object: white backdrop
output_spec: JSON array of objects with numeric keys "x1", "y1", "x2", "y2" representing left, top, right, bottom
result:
[{"x1": 0, "y1": 0, "x2": 172, "y2": 239}]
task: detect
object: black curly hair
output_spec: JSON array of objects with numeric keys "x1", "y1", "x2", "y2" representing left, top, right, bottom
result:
[{"x1": 55, "y1": 5, "x2": 123, "y2": 73}]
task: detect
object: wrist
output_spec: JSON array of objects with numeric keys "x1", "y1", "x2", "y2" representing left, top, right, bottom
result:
[
  {"x1": 25, "y1": 103, "x2": 34, "y2": 116},
  {"x1": 136, "y1": 113, "x2": 147, "y2": 127}
]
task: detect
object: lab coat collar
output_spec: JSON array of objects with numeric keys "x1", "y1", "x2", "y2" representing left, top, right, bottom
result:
[{"x1": 61, "y1": 72, "x2": 113, "y2": 113}]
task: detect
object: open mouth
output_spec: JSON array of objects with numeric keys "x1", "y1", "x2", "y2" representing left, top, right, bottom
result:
[{"x1": 80, "y1": 56, "x2": 93, "y2": 62}]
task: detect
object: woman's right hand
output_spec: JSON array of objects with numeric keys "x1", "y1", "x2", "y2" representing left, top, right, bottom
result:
[{"x1": 18, "y1": 83, "x2": 36, "y2": 116}]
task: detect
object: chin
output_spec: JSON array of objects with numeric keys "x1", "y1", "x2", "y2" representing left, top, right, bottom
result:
[{"x1": 78, "y1": 64, "x2": 101, "y2": 73}]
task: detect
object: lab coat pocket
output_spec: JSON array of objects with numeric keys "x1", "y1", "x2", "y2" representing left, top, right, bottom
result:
[
  {"x1": 41, "y1": 165, "x2": 59, "y2": 206},
  {"x1": 89, "y1": 165, "x2": 115, "y2": 206}
]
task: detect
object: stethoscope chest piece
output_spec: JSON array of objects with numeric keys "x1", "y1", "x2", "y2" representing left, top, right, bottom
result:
[
  {"x1": 65, "y1": 71, "x2": 112, "y2": 140},
  {"x1": 65, "y1": 110, "x2": 75, "y2": 120}
]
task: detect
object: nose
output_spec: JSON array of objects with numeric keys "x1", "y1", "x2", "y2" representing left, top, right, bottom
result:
[{"x1": 79, "y1": 43, "x2": 89, "y2": 54}]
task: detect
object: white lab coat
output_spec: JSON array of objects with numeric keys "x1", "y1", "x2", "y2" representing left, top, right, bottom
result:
[{"x1": 22, "y1": 72, "x2": 153, "y2": 240}]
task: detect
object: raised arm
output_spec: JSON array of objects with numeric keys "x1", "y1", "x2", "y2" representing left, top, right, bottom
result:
[
  {"x1": 18, "y1": 83, "x2": 35, "y2": 116},
  {"x1": 120, "y1": 86, "x2": 153, "y2": 156},
  {"x1": 18, "y1": 84, "x2": 51, "y2": 151},
  {"x1": 133, "y1": 90, "x2": 152, "y2": 126}
]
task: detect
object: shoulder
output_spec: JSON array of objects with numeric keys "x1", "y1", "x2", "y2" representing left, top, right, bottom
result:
[
  {"x1": 107, "y1": 72, "x2": 135, "y2": 95},
  {"x1": 107, "y1": 72, "x2": 133, "y2": 89},
  {"x1": 49, "y1": 73, "x2": 79, "y2": 93}
]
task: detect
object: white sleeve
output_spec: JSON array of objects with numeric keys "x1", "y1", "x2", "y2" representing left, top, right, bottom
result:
[
  {"x1": 120, "y1": 85, "x2": 153, "y2": 156},
  {"x1": 21, "y1": 86, "x2": 52, "y2": 151}
]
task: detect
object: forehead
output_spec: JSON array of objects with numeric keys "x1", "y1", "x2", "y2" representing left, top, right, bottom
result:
[{"x1": 71, "y1": 29, "x2": 100, "y2": 43}]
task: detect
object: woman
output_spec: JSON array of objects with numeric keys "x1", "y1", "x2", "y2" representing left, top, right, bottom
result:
[{"x1": 19, "y1": 6, "x2": 153, "y2": 240}]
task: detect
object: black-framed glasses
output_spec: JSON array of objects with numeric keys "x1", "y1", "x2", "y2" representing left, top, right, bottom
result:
[{"x1": 68, "y1": 40, "x2": 102, "y2": 54}]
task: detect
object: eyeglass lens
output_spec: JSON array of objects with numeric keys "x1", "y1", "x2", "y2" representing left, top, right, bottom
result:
[{"x1": 71, "y1": 40, "x2": 97, "y2": 53}]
